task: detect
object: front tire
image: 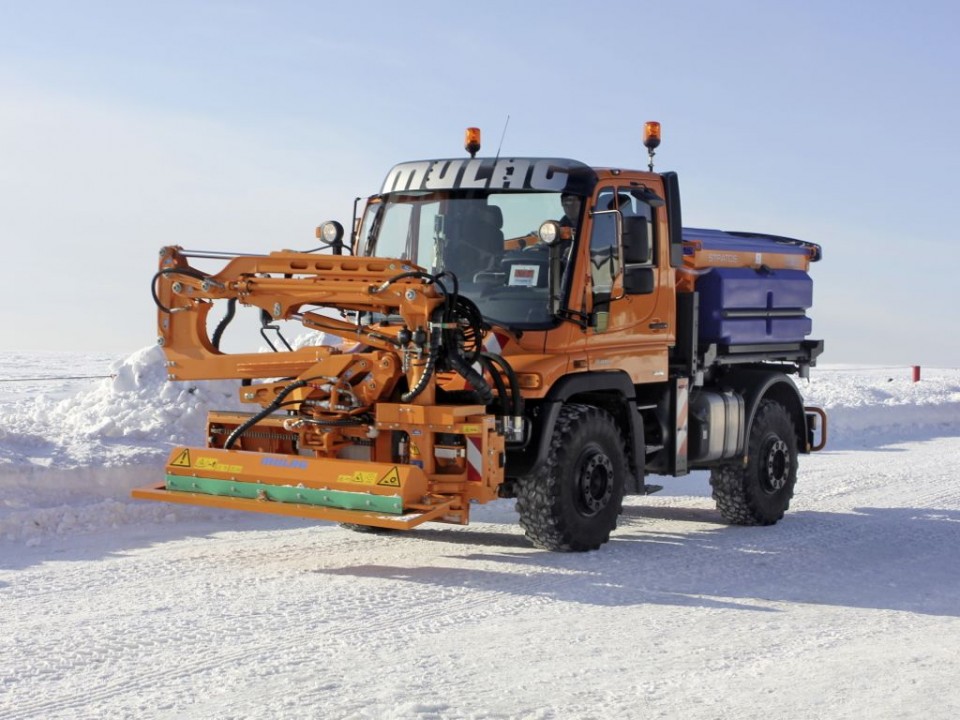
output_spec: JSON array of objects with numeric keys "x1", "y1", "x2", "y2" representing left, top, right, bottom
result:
[
  {"x1": 710, "y1": 399, "x2": 798, "y2": 525},
  {"x1": 516, "y1": 404, "x2": 627, "y2": 551}
]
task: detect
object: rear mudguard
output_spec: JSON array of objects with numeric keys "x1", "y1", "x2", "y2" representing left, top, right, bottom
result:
[{"x1": 718, "y1": 368, "x2": 810, "y2": 453}]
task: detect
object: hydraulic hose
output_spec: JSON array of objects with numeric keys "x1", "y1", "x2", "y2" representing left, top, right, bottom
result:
[
  {"x1": 151, "y1": 267, "x2": 212, "y2": 313},
  {"x1": 481, "y1": 352, "x2": 522, "y2": 417},
  {"x1": 400, "y1": 326, "x2": 441, "y2": 403},
  {"x1": 371, "y1": 271, "x2": 448, "y2": 299},
  {"x1": 380, "y1": 270, "x2": 492, "y2": 405},
  {"x1": 447, "y1": 346, "x2": 494, "y2": 406},
  {"x1": 477, "y1": 355, "x2": 509, "y2": 417},
  {"x1": 211, "y1": 298, "x2": 237, "y2": 350},
  {"x1": 224, "y1": 378, "x2": 308, "y2": 450}
]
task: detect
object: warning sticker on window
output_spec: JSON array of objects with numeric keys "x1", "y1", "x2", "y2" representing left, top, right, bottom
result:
[{"x1": 508, "y1": 264, "x2": 540, "y2": 287}]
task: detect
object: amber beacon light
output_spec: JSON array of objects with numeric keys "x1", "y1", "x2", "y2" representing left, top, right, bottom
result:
[
  {"x1": 465, "y1": 127, "x2": 481, "y2": 157},
  {"x1": 643, "y1": 121, "x2": 662, "y2": 149},
  {"x1": 643, "y1": 121, "x2": 661, "y2": 171}
]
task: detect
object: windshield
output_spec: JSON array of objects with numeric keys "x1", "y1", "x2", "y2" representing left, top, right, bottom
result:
[{"x1": 360, "y1": 191, "x2": 578, "y2": 328}]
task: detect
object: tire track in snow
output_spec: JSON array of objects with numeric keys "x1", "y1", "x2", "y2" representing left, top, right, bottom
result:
[
  {"x1": 6, "y1": 436, "x2": 960, "y2": 718},
  {"x1": 2, "y1": 524, "x2": 562, "y2": 720}
]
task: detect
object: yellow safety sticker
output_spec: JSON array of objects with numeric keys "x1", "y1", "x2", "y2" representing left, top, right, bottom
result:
[
  {"x1": 378, "y1": 467, "x2": 401, "y2": 487},
  {"x1": 170, "y1": 449, "x2": 192, "y2": 468},
  {"x1": 195, "y1": 457, "x2": 243, "y2": 474},
  {"x1": 410, "y1": 443, "x2": 421, "y2": 457},
  {"x1": 336, "y1": 470, "x2": 380, "y2": 485},
  {"x1": 461, "y1": 424, "x2": 481, "y2": 434}
]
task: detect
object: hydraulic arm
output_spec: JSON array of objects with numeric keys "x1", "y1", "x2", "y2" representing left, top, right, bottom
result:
[{"x1": 134, "y1": 246, "x2": 507, "y2": 528}]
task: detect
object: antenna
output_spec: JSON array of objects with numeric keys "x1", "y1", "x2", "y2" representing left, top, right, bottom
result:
[{"x1": 494, "y1": 115, "x2": 511, "y2": 161}]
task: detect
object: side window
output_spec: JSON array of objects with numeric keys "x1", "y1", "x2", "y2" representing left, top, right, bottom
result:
[
  {"x1": 589, "y1": 187, "x2": 619, "y2": 298},
  {"x1": 620, "y1": 188, "x2": 654, "y2": 266}
]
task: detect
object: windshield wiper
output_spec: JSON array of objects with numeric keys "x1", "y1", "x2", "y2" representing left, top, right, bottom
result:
[{"x1": 366, "y1": 198, "x2": 386, "y2": 254}]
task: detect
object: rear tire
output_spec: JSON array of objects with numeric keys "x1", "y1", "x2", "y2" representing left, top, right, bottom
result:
[
  {"x1": 710, "y1": 399, "x2": 798, "y2": 525},
  {"x1": 516, "y1": 404, "x2": 626, "y2": 551}
]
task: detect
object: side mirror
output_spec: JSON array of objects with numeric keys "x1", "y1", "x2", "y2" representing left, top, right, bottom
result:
[
  {"x1": 624, "y1": 266, "x2": 655, "y2": 295},
  {"x1": 630, "y1": 186, "x2": 665, "y2": 208},
  {"x1": 622, "y1": 217, "x2": 652, "y2": 264}
]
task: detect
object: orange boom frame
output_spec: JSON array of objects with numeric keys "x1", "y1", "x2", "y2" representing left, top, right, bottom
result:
[{"x1": 134, "y1": 247, "x2": 504, "y2": 528}]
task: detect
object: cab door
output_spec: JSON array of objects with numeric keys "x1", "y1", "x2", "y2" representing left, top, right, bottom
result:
[{"x1": 581, "y1": 178, "x2": 675, "y2": 383}]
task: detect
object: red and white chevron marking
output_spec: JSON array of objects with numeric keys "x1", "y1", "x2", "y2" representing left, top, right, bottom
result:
[
  {"x1": 675, "y1": 378, "x2": 689, "y2": 471},
  {"x1": 466, "y1": 435, "x2": 483, "y2": 482},
  {"x1": 483, "y1": 331, "x2": 510, "y2": 355},
  {"x1": 471, "y1": 331, "x2": 511, "y2": 379}
]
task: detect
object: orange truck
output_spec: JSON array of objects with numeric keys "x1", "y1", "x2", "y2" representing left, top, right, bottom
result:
[{"x1": 135, "y1": 123, "x2": 826, "y2": 551}]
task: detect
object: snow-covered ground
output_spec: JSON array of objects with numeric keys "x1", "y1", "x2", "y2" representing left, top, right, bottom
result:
[{"x1": 2, "y1": 349, "x2": 959, "y2": 719}]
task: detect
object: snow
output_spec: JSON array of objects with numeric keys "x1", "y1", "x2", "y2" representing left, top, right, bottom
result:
[{"x1": 2, "y1": 348, "x2": 959, "y2": 719}]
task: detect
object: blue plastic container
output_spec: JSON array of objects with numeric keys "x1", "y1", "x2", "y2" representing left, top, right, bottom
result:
[{"x1": 697, "y1": 267, "x2": 813, "y2": 345}]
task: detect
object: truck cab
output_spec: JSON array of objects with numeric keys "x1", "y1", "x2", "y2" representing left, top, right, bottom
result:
[
  {"x1": 355, "y1": 146, "x2": 824, "y2": 549},
  {"x1": 355, "y1": 158, "x2": 678, "y2": 384}
]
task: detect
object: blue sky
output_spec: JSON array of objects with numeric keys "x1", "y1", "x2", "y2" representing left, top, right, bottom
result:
[{"x1": 2, "y1": 1, "x2": 958, "y2": 365}]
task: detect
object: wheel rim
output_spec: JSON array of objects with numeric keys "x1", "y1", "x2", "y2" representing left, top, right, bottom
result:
[
  {"x1": 576, "y1": 447, "x2": 614, "y2": 516},
  {"x1": 762, "y1": 437, "x2": 790, "y2": 493}
]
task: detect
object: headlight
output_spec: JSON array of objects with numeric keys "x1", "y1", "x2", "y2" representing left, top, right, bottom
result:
[
  {"x1": 538, "y1": 220, "x2": 561, "y2": 246},
  {"x1": 316, "y1": 221, "x2": 344, "y2": 246}
]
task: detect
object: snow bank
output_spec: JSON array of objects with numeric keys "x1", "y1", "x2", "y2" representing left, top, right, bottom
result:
[
  {"x1": 801, "y1": 365, "x2": 960, "y2": 447},
  {"x1": 1, "y1": 348, "x2": 958, "y2": 544},
  {"x1": 0, "y1": 466, "x2": 204, "y2": 545},
  {"x1": 4, "y1": 349, "x2": 957, "y2": 472},
  {"x1": 0, "y1": 346, "x2": 242, "y2": 469}
]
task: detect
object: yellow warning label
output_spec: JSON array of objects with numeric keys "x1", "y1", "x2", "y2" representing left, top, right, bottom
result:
[
  {"x1": 170, "y1": 449, "x2": 191, "y2": 468},
  {"x1": 410, "y1": 443, "x2": 421, "y2": 457},
  {"x1": 336, "y1": 470, "x2": 379, "y2": 485},
  {"x1": 195, "y1": 457, "x2": 243, "y2": 474},
  {"x1": 461, "y1": 424, "x2": 481, "y2": 434},
  {"x1": 378, "y1": 467, "x2": 401, "y2": 487}
]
